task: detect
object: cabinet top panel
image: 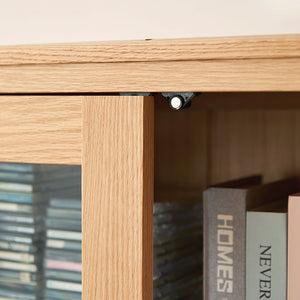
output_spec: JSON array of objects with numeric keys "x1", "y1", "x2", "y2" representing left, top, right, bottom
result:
[
  {"x1": 0, "y1": 34, "x2": 299, "y2": 66},
  {"x1": 1, "y1": 35, "x2": 299, "y2": 93}
]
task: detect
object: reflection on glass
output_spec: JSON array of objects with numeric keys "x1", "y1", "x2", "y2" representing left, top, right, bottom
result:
[
  {"x1": 0, "y1": 163, "x2": 81, "y2": 300},
  {"x1": 0, "y1": 162, "x2": 202, "y2": 299}
]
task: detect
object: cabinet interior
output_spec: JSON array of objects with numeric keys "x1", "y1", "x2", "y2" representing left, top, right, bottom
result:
[{"x1": 154, "y1": 92, "x2": 300, "y2": 202}]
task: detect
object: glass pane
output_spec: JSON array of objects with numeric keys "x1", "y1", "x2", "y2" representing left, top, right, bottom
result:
[{"x1": 0, "y1": 162, "x2": 81, "y2": 300}]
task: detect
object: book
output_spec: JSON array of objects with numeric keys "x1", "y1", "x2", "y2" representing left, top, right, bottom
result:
[
  {"x1": 203, "y1": 176, "x2": 298, "y2": 300},
  {"x1": 288, "y1": 193, "x2": 300, "y2": 300},
  {"x1": 246, "y1": 211, "x2": 287, "y2": 300}
]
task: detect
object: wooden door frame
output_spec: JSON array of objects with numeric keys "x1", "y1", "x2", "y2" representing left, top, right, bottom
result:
[{"x1": 0, "y1": 95, "x2": 154, "y2": 300}]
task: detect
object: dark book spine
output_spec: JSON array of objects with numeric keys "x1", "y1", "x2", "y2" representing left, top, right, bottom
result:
[{"x1": 203, "y1": 188, "x2": 247, "y2": 300}]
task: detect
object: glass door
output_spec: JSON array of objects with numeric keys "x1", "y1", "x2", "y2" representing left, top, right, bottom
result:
[{"x1": 0, "y1": 162, "x2": 81, "y2": 300}]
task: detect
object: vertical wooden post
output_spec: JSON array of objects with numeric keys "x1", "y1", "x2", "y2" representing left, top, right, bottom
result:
[{"x1": 82, "y1": 96, "x2": 154, "y2": 299}]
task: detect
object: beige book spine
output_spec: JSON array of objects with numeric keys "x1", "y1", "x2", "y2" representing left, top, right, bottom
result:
[{"x1": 288, "y1": 193, "x2": 300, "y2": 300}]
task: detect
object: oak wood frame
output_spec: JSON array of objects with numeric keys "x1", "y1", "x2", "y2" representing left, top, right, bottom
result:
[
  {"x1": 0, "y1": 95, "x2": 154, "y2": 300},
  {"x1": 82, "y1": 96, "x2": 154, "y2": 299}
]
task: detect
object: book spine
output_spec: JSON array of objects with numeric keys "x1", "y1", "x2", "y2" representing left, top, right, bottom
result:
[
  {"x1": 204, "y1": 188, "x2": 247, "y2": 300},
  {"x1": 287, "y1": 195, "x2": 300, "y2": 300},
  {"x1": 246, "y1": 212, "x2": 287, "y2": 300}
]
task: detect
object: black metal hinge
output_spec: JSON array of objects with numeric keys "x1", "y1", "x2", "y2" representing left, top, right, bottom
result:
[{"x1": 120, "y1": 92, "x2": 200, "y2": 110}]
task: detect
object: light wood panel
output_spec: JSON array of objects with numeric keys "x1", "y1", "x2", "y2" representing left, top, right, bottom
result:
[
  {"x1": 263, "y1": 110, "x2": 297, "y2": 182},
  {"x1": 0, "y1": 96, "x2": 81, "y2": 164},
  {"x1": 207, "y1": 110, "x2": 266, "y2": 184},
  {"x1": 155, "y1": 95, "x2": 300, "y2": 192},
  {"x1": 155, "y1": 106, "x2": 208, "y2": 192},
  {"x1": 0, "y1": 35, "x2": 299, "y2": 65},
  {"x1": 1, "y1": 58, "x2": 300, "y2": 93},
  {"x1": 208, "y1": 109, "x2": 300, "y2": 184},
  {"x1": 82, "y1": 96, "x2": 154, "y2": 300}
]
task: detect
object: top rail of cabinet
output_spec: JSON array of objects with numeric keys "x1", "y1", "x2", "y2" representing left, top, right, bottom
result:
[
  {"x1": 0, "y1": 34, "x2": 300, "y2": 66},
  {"x1": 0, "y1": 35, "x2": 299, "y2": 93}
]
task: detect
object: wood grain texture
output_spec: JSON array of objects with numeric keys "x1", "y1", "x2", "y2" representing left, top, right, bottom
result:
[
  {"x1": 82, "y1": 96, "x2": 154, "y2": 300},
  {"x1": 209, "y1": 110, "x2": 266, "y2": 184},
  {"x1": 155, "y1": 105, "x2": 208, "y2": 191},
  {"x1": 0, "y1": 96, "x2": 81, "y2": 164},
  {"x1": 263, "y1": 110, "x2": 297, "y2": 181},
  {"x1": 0, "y1": 35, "x2": 299, "y2": 66},
  {"x1": 1, "y1": 58, "x2": 300, "y2": 93},
  {"x1": 155, "y1": 94, "x2": 300, "y2": 192},
  {"x1": 208, "y1": 109, "x2": 300, "y2": 184}
]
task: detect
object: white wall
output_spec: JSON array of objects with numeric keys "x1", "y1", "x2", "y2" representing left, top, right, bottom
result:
[{"x1": 0, "y1": 0, "x2": 299, "y2": 45}]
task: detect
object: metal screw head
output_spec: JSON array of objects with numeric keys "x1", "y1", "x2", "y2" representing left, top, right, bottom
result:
[{"x1": 170, "y1": 96, "x2": 183, "y2": 110}]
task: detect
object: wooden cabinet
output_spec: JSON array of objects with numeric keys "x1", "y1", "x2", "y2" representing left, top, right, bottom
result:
[{"x1": 0, "y1": 34, "x2": 299, "y2": 299}]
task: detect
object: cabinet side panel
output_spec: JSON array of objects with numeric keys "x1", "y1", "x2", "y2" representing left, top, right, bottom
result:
[
  {"x1": 0, "y1": 96, "x2": 82, "y2": 165},
  {"x1": 82, "y1": 96, "x2": 154, "y2": 299}
]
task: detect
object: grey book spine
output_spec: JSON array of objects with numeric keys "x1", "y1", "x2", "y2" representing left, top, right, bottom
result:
[
  {"x1": 204, "y1": 188, "x2": 247, "y2": 300},
  {"x1": 246, "y1": 212, "x2": 287, "y2": 300}
]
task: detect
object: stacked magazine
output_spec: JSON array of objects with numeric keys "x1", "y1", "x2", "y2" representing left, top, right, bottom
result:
[
  {"x1": 0, "y1": 163, "x2": 47, "y2": 300},
  {"x1": 153, "y1": 199, "x2": 202, "y2": 300},
  {"x1": 43, "y1": 193, "x2": 82, "y2": 299}
]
